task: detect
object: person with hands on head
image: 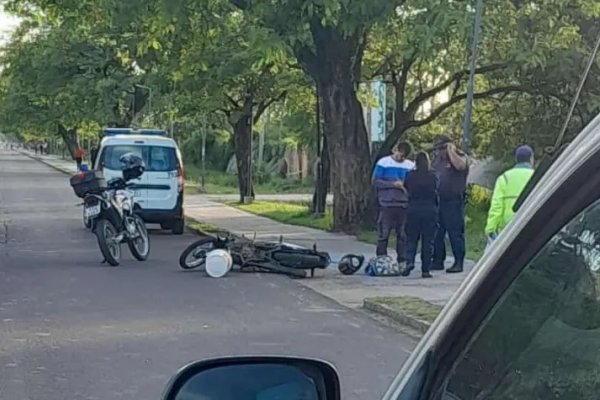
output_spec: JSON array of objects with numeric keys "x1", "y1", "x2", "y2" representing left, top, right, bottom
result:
[
  {"x1": 485, "y1": 145, "x2": 535, "y2": 245},
  {"x1": 372, "y1": 141, "x2": 415, "y2": 267},
  {"x1": 431, "y1": 135, "x2": 469, "y2": 273}
]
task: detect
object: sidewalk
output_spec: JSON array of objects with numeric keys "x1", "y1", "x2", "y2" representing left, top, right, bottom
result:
[
  {"x1": 203, "y1": 193, "x2": 333, "y2": 205},
  {"x1": 23, "y1": 150, "x2": 472, "y2": 309}
]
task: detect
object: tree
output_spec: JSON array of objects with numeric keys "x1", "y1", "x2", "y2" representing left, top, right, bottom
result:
[
  {"x1": 228, "y1": 0, "x2": 404, "y2": 231},
  {"x1": 0, "y1": 0, "x2": 158, "y2": 155},
  {"x1": 364, "y1": 0, "x2": 600, "y2": 160},
  {"x1": 154, "y1": 0, "x2": 298, "y2": 201}
]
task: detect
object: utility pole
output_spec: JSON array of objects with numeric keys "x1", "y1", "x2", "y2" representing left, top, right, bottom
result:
[
  {"x1": 313, "y1": 85, "x2": 325, "y2": 215},
  {"x1": 169, "y1": 87, "x2": 175, "y2": 138},
  {"x1": 201, "y1": 118, "x2": 207, "y2": 192},
  {"x1": 246, "y1": 106, "x2": 254, "y2": 202},
  {"x1": 462, "y1": 0, "x2": 484, "y2": 154},
  {"x1": 258, "y1": 110, "x2": 266, "y2": 172}
]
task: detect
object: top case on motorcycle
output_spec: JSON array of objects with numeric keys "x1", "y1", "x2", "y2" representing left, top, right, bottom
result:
[{"x1": 70, "y1": 170, "x2": 107, "y2": 198}]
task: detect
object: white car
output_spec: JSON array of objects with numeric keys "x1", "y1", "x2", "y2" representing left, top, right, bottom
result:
[{"x1": 93, "y1": 128, "x2": 185, "y2": 234}]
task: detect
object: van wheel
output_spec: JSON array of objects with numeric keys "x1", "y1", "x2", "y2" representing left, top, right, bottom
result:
[{"x1": 172, "y1": 219, "x2": 184, "y2": 235}]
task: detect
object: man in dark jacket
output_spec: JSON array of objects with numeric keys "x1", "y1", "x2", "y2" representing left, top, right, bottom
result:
[
  {"x1": 372, "y1": 141, "x2": 415, "y2": 265},
  {"x1": 431, "y1": 135, "x2": 469, "y2": 273}
]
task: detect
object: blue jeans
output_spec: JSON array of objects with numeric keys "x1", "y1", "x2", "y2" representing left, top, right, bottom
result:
[{"x1": 433, "y1": 200, "x2": 466, "y2": 266}]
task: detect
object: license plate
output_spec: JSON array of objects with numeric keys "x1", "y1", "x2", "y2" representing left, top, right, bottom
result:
[{"x1": 84, "y1": 204, "x2": 101, "y2": 218}]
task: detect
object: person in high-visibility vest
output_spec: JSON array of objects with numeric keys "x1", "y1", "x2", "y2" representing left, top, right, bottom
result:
[{"x1": 485, "y1": 145, "x2": 535, "y2": 242}]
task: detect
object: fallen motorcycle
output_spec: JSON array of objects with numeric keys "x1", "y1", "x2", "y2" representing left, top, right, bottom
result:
[
  {"x1": 70, "y1": 153, "x2": 150, "y2": 266},
  {"x1": 179, "y1": 231, "x2": 331, "y2": 278}
]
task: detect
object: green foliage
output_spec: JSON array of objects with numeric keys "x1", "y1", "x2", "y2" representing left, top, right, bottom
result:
[
  {"x1": 2, "y1": 0, "x2": 600, "y2": 228},
  {"x1": 366, "y1": 0, "x2": 600, "y2": 159},
  {"x1": 466, "y1": 185, "x2": 491, "y2": 261},
  {"x1": 367, "y1": 296, "x2": 443, "y2": 324},
  {"x1": 0, "y1": 0, "x2": 160, "y2": 142},
  {"x1": 234, "y1": 201, "x2": 333, "y2": 231}
]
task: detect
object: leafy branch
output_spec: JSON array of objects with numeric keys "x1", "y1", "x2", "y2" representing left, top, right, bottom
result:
[{"x1": 406, "y1": 85, "x2": 530, "y2": 129}]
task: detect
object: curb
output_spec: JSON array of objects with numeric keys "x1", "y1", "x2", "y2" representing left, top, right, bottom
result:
[
  {"x1": 20, "y1": 151, "x2": 75, "y2": 175},
  {"x1": 363, "y1": 298, "x2": 431, "y2": 334},
  {"x1": 186, "y1": 223, "x2": 206, "y2": 236},
  {"x1": 185, "y1": 219, "x2": 220, "y2": 236}
]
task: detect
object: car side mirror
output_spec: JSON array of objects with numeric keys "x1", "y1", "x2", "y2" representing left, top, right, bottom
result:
[{"x1": 161, "y1": 356, "x2": 341, "y2": 400}]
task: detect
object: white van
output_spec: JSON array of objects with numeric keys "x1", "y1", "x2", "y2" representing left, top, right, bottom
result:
[{"x1": 93, "y1": 128, "x2": 185, "y2": 234}]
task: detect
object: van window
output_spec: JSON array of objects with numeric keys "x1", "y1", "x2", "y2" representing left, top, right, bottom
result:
[
  {"x1": 443, "y1": 197, "x2": 600, "y2": 399},
  {"x1": 100, "y1": 145, "x2": 178, "y2": 172}
]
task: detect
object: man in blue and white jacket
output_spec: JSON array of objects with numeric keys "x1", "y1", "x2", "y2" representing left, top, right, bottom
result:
[{"x1": 372, "y1": 141, "x2": 415, "y2": 265}]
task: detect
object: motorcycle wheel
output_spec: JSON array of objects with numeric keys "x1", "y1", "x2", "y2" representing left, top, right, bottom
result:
[
  {"x1": 179, "y1": 236, "x2": 217, "y2": 270},
  {"x1": 128, "y1": 215, "x2": 150, "y2": 261},
  {"x1": 96, "y1": 219, "x2": 121, "y2": 266}
]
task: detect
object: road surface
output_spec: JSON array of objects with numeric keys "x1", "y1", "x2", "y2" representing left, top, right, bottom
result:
[{"x1": 0, "y1": 150, "x2": 416, "y2": 400}]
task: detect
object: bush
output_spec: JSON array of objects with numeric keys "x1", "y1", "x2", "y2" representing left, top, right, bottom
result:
[{"x1": 466, "y1": 184, "x2": 491, "y2": 260}]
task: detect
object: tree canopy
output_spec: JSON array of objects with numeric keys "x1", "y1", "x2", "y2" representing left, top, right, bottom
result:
[{"x1": 1, "y1": 0, "x2": 599, "y2": 230}]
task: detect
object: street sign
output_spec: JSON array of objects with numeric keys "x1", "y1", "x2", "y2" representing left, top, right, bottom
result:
[{"x1": 370, "y1": 80, "x2": 387, "y2": 142}]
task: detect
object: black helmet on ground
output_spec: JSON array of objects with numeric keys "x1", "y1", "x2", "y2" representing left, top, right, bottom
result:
[
  {"x1": 338, "y1": 254, "x2": 365, "y2": 275},
  {"x1": 119, "y1": 152, "x2": 145, "y2": 181}
]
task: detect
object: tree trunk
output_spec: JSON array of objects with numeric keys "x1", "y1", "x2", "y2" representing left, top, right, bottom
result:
[
  {"x1": 319, "y1": 78, "x2": 373, "y2": 232},
  {"x1": 58, "y1": 124, "x2": 78, "y2": 159},
  {"x1": 232, "y1": 114, "x2": 254, "y2": 203},
  {"x1": 295, "y1": 24, "x2": 373, "y2": 232},
  {"x1": 312, "y1": 135, "x2": 330, "y2": 215},
  {"x1": 110, "y1": 101, "x2": 133, "y2": 128},
  {"x1": 312, "y1": 84, "x2": 328, "y2": 215}
]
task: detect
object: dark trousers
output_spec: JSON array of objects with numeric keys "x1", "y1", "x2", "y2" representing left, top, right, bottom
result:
[
  {"x1": 376, "y1": 206, "x2": 407, "y2": 262},
  {"x1": 405, "y1": 206, "x2": 438, "y2": 273},
  {"x1": 433, "y1": 200, "x2": 466, "y2": 266},
  {"x1": 75, "y1": 157, "x2": 82, "y2": 170}
]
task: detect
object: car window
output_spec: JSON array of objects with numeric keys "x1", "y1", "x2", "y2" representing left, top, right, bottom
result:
[
  {"x1": 100, "y1": 145, "x2": 177, "y2": 172},
  {"x1": 149, "y1": 146, "x2": 178, "y2": 172},
  {"x1": 442, "y1": 196, "x2": 600, "y2": 399}
]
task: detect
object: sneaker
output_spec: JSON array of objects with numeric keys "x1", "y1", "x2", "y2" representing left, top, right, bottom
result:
[{"x1": 422, "y1": 272, "x2": 433, "y2": 278}]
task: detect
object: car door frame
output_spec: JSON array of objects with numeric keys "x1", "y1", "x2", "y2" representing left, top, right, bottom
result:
[
  {"x1": 383, "y1": 114, "x2": 600, "y2": 400},
  {"x1": 144, "y1": 144, "x2": 179, "y2": 211}
]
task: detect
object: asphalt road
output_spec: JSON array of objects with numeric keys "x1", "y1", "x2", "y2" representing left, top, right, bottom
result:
[{"x1": 0, "y1": 150, "x2": 417, "y2": 400}]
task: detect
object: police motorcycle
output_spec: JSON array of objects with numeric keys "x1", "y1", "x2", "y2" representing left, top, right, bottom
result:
[{"x1": 70, "y1": 153, "x2": 150, "y2": 266}]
